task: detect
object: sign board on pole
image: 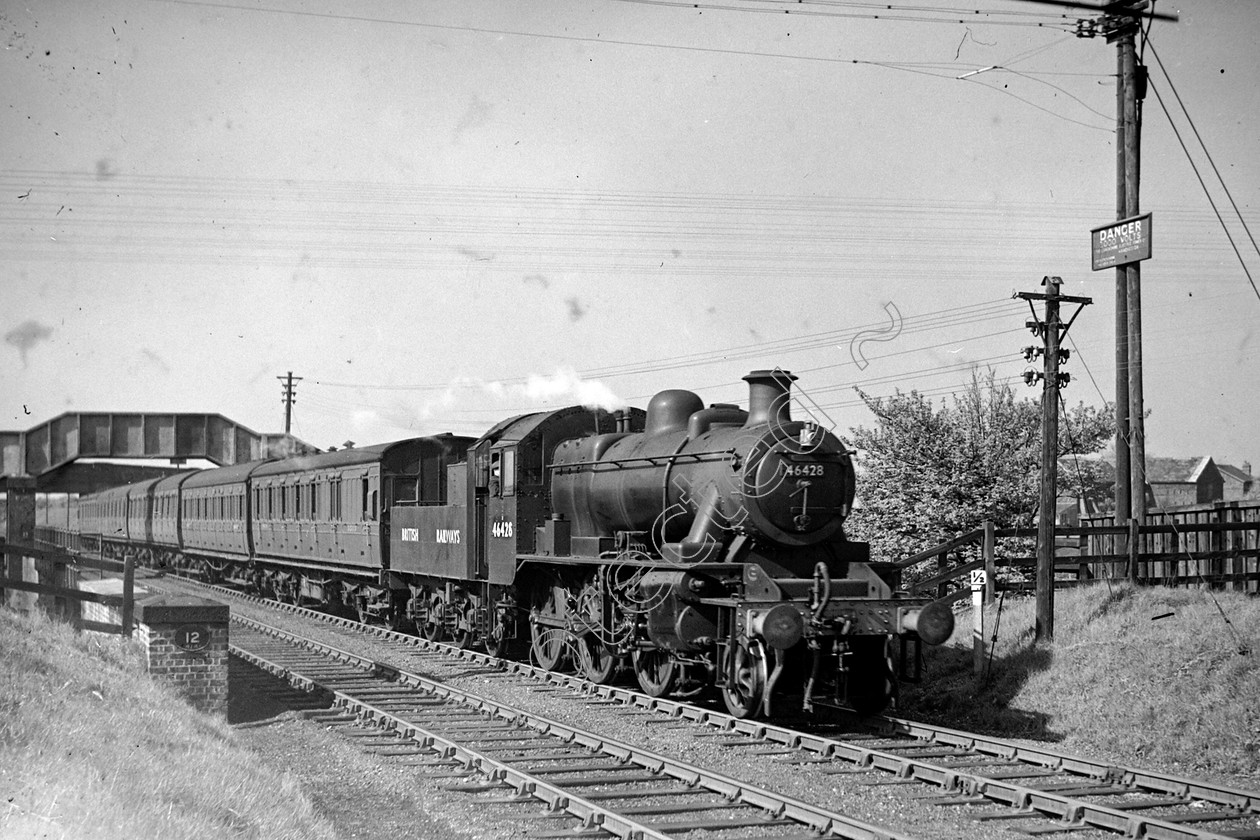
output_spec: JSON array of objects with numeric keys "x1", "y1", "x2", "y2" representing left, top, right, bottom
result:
[{"x1": 1091, "y1": 213, "x2": 1152, "y2": 270}]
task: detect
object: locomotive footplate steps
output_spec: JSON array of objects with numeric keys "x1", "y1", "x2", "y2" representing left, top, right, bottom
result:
[{"x1": 228, "y1": 613, "x2": 922, "y2": 840}]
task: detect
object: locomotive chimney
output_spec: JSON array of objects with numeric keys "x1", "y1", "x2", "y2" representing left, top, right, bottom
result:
[{"x1": 743, "y1": 369, "x2": 796, "y2": 429}]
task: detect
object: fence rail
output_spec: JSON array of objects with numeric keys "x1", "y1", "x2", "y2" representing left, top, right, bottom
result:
[
  {"x1": 1, "y1": 540, "x2": 136, "y2": 635},
  {"x1": 892, "y1": 500, "x2": 1260, "y2": 603}
]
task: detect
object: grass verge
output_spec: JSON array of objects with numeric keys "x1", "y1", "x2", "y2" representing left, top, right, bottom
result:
[
  {"x1": 901, "y1": 582, "x2": 1260, "y2": 783},
  {"x1": 0, "y1": 606, "x2": 339, "y2": 840}
]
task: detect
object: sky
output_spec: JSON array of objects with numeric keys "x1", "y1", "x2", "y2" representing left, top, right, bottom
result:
[{"x1": 2, "y1": 0, "x2": 1258, "y2": 478}]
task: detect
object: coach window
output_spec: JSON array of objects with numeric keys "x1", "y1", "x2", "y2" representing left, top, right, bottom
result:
[
  {"x1": 295, "y1": 484, "x2": 304, "y2": 520},
  {"x1": 361, "y1": 477, "x2": 377, "y2": 521}
]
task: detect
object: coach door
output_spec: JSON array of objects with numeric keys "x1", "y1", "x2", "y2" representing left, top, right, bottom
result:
[{"x1": 361, "y1": 469, "x2": 380, "y2": 567}]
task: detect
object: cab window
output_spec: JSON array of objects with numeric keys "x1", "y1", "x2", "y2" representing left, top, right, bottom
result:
[{"x1": 502, "y1": 449, "x2": 515, "y2": 496}]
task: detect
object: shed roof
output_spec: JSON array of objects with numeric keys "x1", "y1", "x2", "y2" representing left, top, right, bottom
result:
[
  {"x1": 1217, "y1": 463, "x2": 1253, "y2": 483},
  {"x1": 1145, "y1": 456, "x2": 1212, "y2": 484}
]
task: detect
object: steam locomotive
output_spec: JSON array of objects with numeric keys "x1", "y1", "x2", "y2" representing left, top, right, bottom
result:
[{"x1": 76, "y1": 369, "x2": 952, "y2": 718}]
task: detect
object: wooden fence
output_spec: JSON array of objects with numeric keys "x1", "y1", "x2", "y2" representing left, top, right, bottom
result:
[
  {"x1": 888, "y1": 500, "x2": 1260, "y2": 603},
  {"x1": 1081, "y1": 501, "x2": 1260, "y2": 591},
  {"x1": 0, "y1": 540, "x2": 137, "y2": 636}
]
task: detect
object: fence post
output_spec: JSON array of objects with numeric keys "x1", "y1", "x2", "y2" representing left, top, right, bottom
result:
[
  {"x1": 983, "y1": 520, "x2": 996, "y2": 605},
  {"x1": 972, "y1": 573, "x2": 986, "y2": 676},
  {"x1": 1134, "y1": 518, "x2": 1144, "y2": 584},
  {"x1": 3, "y1": 476, "x2": 38, "y2": 611},
  {"x1": 121, "y1": 553, "x2": 135, "y2": 639}
]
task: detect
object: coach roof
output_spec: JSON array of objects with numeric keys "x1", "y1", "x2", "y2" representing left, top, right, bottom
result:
[
  {"x1": 181, "y1": 459, "x2": 270, "y2": 489},
  {"x1": 250, "y1": 439, "x2": 438, "y2": 479}
]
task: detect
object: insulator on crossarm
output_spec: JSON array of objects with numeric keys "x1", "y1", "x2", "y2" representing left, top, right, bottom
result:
[
  {"x1": 1058, "y1": 348, "x2": 1071, "y2": 363},
  {"x1": 1022, "y1": 346, "x2": 1043, "y2": 362},
  {"x1": 1022, "y1": 369, "x2": 1042, "y2": 387},
  {"x1": 1057, "y1": 372, "x2": 1072, "y2": 388}
]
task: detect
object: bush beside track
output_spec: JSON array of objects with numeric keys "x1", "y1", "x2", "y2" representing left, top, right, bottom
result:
[{"x1": 901, "y1": 582, "x2": 1260, "y2": 784}]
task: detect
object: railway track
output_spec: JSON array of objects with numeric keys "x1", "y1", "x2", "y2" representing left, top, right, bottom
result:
[
  {"x1": 177, "y1": 576, "x2": 1260, "y2": 840},
  {"x1": 230, "y1": 613, "x2": 914, "y2": 840}
]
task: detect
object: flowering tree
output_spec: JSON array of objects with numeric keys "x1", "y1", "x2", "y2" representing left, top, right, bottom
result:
[{"x1": 845, "y1": 370, "x2": 1114, "y2": 562}]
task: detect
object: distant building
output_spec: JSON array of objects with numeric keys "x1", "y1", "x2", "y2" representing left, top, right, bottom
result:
[
  {"x1": 258, "y1": 433, "x2": 321, "y2": 460},
  {"x1": 1056, "y1": 495, "x2": 1102, "y2": 526},
  {"x1": 1145, "y1": 456, "x2": 1223, "y2": 509},
  {"x1": 1217, "y1": 462, "x2": 1254, "y2": 501}
]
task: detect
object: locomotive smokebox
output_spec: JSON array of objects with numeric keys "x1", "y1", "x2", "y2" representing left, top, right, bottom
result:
[
  {"x1": 549, "y1": 367, "x2": 853, "y2": 553},
  {"x1": 743, "y1": 369, "x2": 797, "y2": 429}
]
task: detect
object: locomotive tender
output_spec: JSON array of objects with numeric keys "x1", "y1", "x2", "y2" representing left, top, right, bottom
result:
[{"x1": 76, "y1": 369, "x2": 952, "y2": 718}]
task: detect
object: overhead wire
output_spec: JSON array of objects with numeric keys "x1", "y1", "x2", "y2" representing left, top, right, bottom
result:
[
  {"x1": 1143, "y1": 79, "x2": 1259, "y2": 303},
  {"x1": 1065, "y1": 334, "x2": 1107, "y2": 405},
  {"x1": 139, "y1": 0, "x2": 1075, "y2": 72},
  {"x1": 13, "y1": 170, "x2": 1245, "y2": 291},
  {"x1": 1141, "y1": 39, "x2": 1260, "y2": 303},
  {"x1": 614, "y1": 0, "x2": 1075, "y2": 28},
  {"x1": 302, "y1": 298, "x2": 1023, "y2": 391},
  {"x1": 741, "y1": 0, "x2": 1070, "y2": 19}
]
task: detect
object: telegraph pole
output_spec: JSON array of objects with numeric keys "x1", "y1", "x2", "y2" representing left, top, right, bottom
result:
[
  {"x1": 277, "y1": 371, "x2": 302, "y2": 434},
  {"x1": 1112, "y1": 26, "x2": 1131, "y2": 531},
  {"x1": 1118, "y1": 18, "x2": 1148, "y2": 525},
  {"x1": 1068, "y1": 0, "x2": 1175, "y2": 553},
  {"x1": 1019, "y1": 278, "x2": 1092, "y2": 642}
]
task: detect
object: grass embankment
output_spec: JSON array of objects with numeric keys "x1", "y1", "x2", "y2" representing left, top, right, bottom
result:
[
  {"x1": 901, "y1": 583, "x2": 1260, "y2": 783},
  {"x1": 0, "y1": 607, "x2": 338, "y2": 840}
]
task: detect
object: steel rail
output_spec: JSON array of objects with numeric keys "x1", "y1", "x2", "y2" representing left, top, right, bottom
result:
[
  {"x1": 230, "y1": 614, "x2": 917, "y2": 840},
  {"x1": 188, "y1": 578, "x2": 1260, "y2": 839},
  {"x1": 875, "y1": 715, "x2": 1260, "y2": 814},
  {"x1": 232, "y1": 631, "x2": 676, "y2": 840}
]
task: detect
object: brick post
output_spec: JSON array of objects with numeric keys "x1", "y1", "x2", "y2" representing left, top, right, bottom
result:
[{"x1": 133, "y1": 595, "x2": 230, "y2": 715}]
